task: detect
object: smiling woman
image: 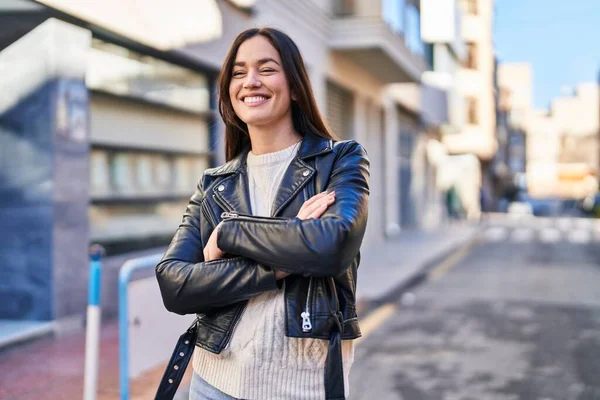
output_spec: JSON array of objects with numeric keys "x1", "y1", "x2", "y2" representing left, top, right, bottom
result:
[{"x1": 155, "y1": 27, "x2": 370, "y2": 400}]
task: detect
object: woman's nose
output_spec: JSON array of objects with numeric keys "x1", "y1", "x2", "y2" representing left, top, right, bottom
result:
[{"x1": 243, "y1": 70, "x2": 262, "y2": 89}]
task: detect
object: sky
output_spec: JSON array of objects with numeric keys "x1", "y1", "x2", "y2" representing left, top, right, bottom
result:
[{"x1": 494, "y1": 0, "x2": 600, "y2": 109}]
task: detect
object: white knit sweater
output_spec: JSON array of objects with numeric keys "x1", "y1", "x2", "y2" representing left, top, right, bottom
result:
[{"x1": 192, "y1": 141, "x2": 354, "y2": 399}]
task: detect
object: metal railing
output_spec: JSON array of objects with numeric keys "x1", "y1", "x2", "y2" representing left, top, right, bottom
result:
[{"x1": 118, "y1": 253, "x2": 163, "y2": 400}]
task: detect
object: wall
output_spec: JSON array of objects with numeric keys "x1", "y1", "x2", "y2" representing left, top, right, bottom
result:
[
  {"x1": 0, "y1": 19, "x2": 91, "y2": 322},
  {"x1": 450, "y1": 0, "x2": 496, "y2": 160}
]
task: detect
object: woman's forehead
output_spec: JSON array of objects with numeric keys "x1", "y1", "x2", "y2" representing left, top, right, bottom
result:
[{"x1": 235, "y1": 36, "x2": 281, "y2": 63}]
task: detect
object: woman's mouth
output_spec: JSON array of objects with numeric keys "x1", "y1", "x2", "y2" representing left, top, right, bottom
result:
[{"x1": 243, "y1": 96, "x2": 270, "y2": 106}]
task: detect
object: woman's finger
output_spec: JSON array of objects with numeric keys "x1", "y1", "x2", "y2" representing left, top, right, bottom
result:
[
  {"x1": 307, "y1": 201, "x2": 331, "y2": 219},
  {"x1": 303, "y1": 190, "x2": 333, "y2": 208},
  {"x1": 299, "y1": 195, "x2": 333, "y2": 219},
  {"x1": 301, "y1": 195, "x2": 335, "y2": 219}
]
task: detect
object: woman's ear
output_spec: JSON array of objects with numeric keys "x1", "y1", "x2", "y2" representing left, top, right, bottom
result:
[{"x1": 291, "y1": 91, "x2": 298, "y2": 101}]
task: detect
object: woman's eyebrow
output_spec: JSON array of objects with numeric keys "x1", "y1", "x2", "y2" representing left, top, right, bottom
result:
[{"x1": 234, "y1": 57, "x2": 280, "y2": 67}]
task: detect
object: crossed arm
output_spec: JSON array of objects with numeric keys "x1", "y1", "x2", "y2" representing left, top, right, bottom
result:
[{"x1": 155, "y1": 141, "x2": 369, "y2": 315}]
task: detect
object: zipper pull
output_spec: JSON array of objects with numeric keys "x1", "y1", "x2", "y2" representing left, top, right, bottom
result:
[
  {"x1": 221, "y1": 212, "x2": 239, "y2": 220},
  {"x1": 301, "y1": 311, "x2": 312, "y2": 332}
]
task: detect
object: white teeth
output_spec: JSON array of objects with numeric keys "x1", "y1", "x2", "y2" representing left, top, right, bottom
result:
[{"x1": 244, "y1": 96, "x2": 267, "y2": 104}]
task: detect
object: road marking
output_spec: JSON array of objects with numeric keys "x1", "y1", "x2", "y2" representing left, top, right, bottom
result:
[
  {"x1": 568, "y1": 229, "x2": 591, "y2": 244},
  {"x1": 556, "y1": 218, "x2": 572, "y2": 231},
  {"x1": 511, "y1": 228, "x2": 534, "y2": 243},
  {"x1": 540, "y1": 228, "x2": 562, "y2": 243},
  {"x1": 484, "y1": 227, "x2": 508, "y2": 242},
  {"x1": 354, "y1": 303, "x2": 396, "y2": 345},
  {"x1": 429, "y1": 241, "x2": 476, "y2": 281},
  {"x1": 575, "y1": 219, "x2": 593, "y2": 229}
]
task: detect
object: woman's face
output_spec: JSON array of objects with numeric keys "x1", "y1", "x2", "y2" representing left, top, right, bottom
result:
[{"x1": 229, "y1": 35, "x2": 293, "y2": 129}]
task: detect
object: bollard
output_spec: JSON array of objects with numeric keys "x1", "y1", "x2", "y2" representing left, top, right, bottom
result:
[{"x1": 84, "y1": 244, "x2": 105, "y2": 400}]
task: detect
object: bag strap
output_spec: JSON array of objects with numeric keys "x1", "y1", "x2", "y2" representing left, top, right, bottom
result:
[
  {"x1": 154, "y1": 320, "x2": 198, "y2": 400},
  {"x1": 324, "y1": 277, "x2": 346, "y2": 400}
]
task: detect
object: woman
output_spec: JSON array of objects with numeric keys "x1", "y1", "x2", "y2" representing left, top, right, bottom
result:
[{"x1": 156, "y1": 27, "x2": 370, "y2": 400}]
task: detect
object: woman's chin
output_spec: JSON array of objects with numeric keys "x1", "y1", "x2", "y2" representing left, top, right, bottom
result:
[{"x1": 241, "y1": 115, "x2": 276, "y2": 128}]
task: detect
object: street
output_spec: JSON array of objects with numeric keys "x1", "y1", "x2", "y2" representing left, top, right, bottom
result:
[{"x1": 350, "y1": 216, "x2": 600, "y2": 400}]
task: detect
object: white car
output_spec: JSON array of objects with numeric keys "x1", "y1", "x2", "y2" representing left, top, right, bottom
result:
[{"x1": 508, "y1": 201, "x2": 533, "y2": 216}]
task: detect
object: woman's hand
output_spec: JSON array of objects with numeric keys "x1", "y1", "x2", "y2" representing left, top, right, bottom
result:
[
  {"x1": 296, "y1": 190, "x2": 336, "y2": 220},
  {"x1": 274, "y1": 191, "x2": 336, "y2": 279},
  {"x1": 203, "y1": 222, "x2": 225, "y2": 262}
]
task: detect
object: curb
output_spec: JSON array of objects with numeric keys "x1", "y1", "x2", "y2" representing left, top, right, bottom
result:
[{"x1": 0, "y1": 322, "x2": 54, "y2": 351}]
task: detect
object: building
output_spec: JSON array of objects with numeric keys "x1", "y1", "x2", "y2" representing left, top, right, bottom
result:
[
  {"x1": 0, "y1": 0, "x2": 455, "y2": 332},
  {"x1": 423, "y1": 0, "x2": 497, "y2": 217},
  {"x1": 552, "y1": 83, "x2": 599, "y2": 174},
  {"x1": 494, "y1": 62, "x2": 532, "y2": 204},
  {"x1": 526, "y1": 81, "x2": 599, "y2": 200},
  {"x1": 442, "y1": 0, "x2": 496, "y2": 160}
]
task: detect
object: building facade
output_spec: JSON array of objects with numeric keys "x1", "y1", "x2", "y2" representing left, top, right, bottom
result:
[{"x1": 0, "y1": 0, "x2": 453, "y2": 328}]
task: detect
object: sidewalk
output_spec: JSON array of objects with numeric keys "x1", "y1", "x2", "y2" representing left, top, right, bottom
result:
[
  {"x1": 0, "y1": 223, "x2": 478, "y2": 400},
  {"x1": 0, "y1": 319, "x2": 192, "y2": 400},
  {"x1": 357, "y1": 222, "x2": 480, "y2": 305}
]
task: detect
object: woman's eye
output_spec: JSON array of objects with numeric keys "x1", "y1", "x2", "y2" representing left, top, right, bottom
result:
[
  {"x1": 233, "y1": 71, "x2": 246, "y2": 77},
  {"x1": 260, "y1": 68, "x2": 275, "y2": 73}
]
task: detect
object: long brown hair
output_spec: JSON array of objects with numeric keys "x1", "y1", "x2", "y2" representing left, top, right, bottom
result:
[{"x1": 217, "y1": 27, "x2": 335, "y2": 161}]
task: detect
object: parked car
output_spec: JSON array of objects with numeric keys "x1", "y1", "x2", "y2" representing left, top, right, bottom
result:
[{"x1": 508, "y1": 201, "x2": 533, "y2": 216}]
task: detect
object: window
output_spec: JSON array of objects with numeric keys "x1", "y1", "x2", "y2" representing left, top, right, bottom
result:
[
  {"x1": 462, "y1": 0, "x2": 478, "y2": 15},
  {"x1": 464, "y1": 42, "x2": 478, "y2": 69},
  {"x1": 174, "y1": 158, "x2": 192, "y2": 194},
  {"x1": 326, "y1": 81, "x2": 354, "y2": 139},
  {"x1": 90, "y1": 151, "x2": 110, "y2": 196},
  {"x1": 382, "y1": 0, "x2": 405, "y2": 34},
  {"x1": 155, "y1": 156, "x2": 173, "y2": 191},
  {"x1": 405, "y1": 3, "x2": 424, "y2": 55},
  {"x1": 135, "y1": 155, "x2": 153, "y2": 193},
  {"x1": 87, "y1": 38, "x2": 210, "y2": 113},
  {"x1": 467, "y1": 97, "x2": 479, "y2": 124},
  {"x1": 333, "y1": 0, "x2": 356, "y2": 16},
  {"x1": 110, "y1": 153, "x2": 133, "y2": 195}
]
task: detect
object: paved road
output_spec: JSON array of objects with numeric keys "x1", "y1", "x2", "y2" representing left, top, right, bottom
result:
[{"x1": 350, "y1": 217, "x2": 600, "y2": 400}]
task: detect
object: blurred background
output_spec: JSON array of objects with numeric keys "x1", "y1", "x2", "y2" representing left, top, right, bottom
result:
[{"x1": 0, "y1": 0, "x2": 599, "y2": 399}]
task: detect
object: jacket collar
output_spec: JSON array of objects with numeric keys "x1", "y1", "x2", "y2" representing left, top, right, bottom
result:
[
  {"x1": 209, "y1": 132, "x2": 333, "y2": 217},
  {"x1": 206, "y1": 132, "x2": 333, "y2": 177}
]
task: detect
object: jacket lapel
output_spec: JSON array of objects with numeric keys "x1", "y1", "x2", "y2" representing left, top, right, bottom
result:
[
  {"x1": 271, "y1": 157, "x2": 315, "y2": 217},
  {"x1": 271, "y1": 133, "x2": 334, "y2": 217},
  {"x1": 213, "y1": 169, "x2": 253, "y2": 215},
  {"x1": 211, "y1": 133, "x2": 334, "y2": 217},
  {"x1": 211, "y1": 148, "x2": 253, "y2": 216}
]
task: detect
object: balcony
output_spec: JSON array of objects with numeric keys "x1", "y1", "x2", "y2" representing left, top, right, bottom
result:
[{"x1": 329, "y1": 1, "x2": 428, "y2": 83}]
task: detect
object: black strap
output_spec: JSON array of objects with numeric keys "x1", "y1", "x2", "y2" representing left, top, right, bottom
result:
[
  {"x1": 154, "y1": 321, "x2": 198, "y2": 400},
  {"x1": 324, "y1": 278, "x2": 346, "y2": 400}
]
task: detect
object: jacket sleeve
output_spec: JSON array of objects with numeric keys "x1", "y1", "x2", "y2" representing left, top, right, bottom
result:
[
  {"x1": 155, "y1": 177, "x2": 280, "y2": 315},
  {"x1": 217, "y1": 141, "x2": 370, "y2": 278}
]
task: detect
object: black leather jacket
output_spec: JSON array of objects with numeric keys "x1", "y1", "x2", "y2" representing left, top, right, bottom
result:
[{"x1": 156, "y1": 132, "x2": 369, "y2": 358}]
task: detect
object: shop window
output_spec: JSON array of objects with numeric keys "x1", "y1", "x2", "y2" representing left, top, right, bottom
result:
[
  {"x1": 135, "y1": 155, "x2": 153, "y2": 193},
  {"x1": 110, "y1": 153, "x2": 133, "y2": 195},
  {"x1": 90, "y1": 150, "x2": 110, "y2": 196}
]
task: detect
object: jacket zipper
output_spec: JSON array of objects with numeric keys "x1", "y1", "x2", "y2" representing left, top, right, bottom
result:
[
  {"x1": 202, "y1": 200, "x2": 219, "y2": 228},
  {"x1": 301, "y1": 277, "x2": 314, "y2": 332},
  {"x1": 221, "y1": 211, "x2": 287, "y2": 223},
  {"x1": 221, "y1": 209, "x2": 313, "y2": 332}
]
